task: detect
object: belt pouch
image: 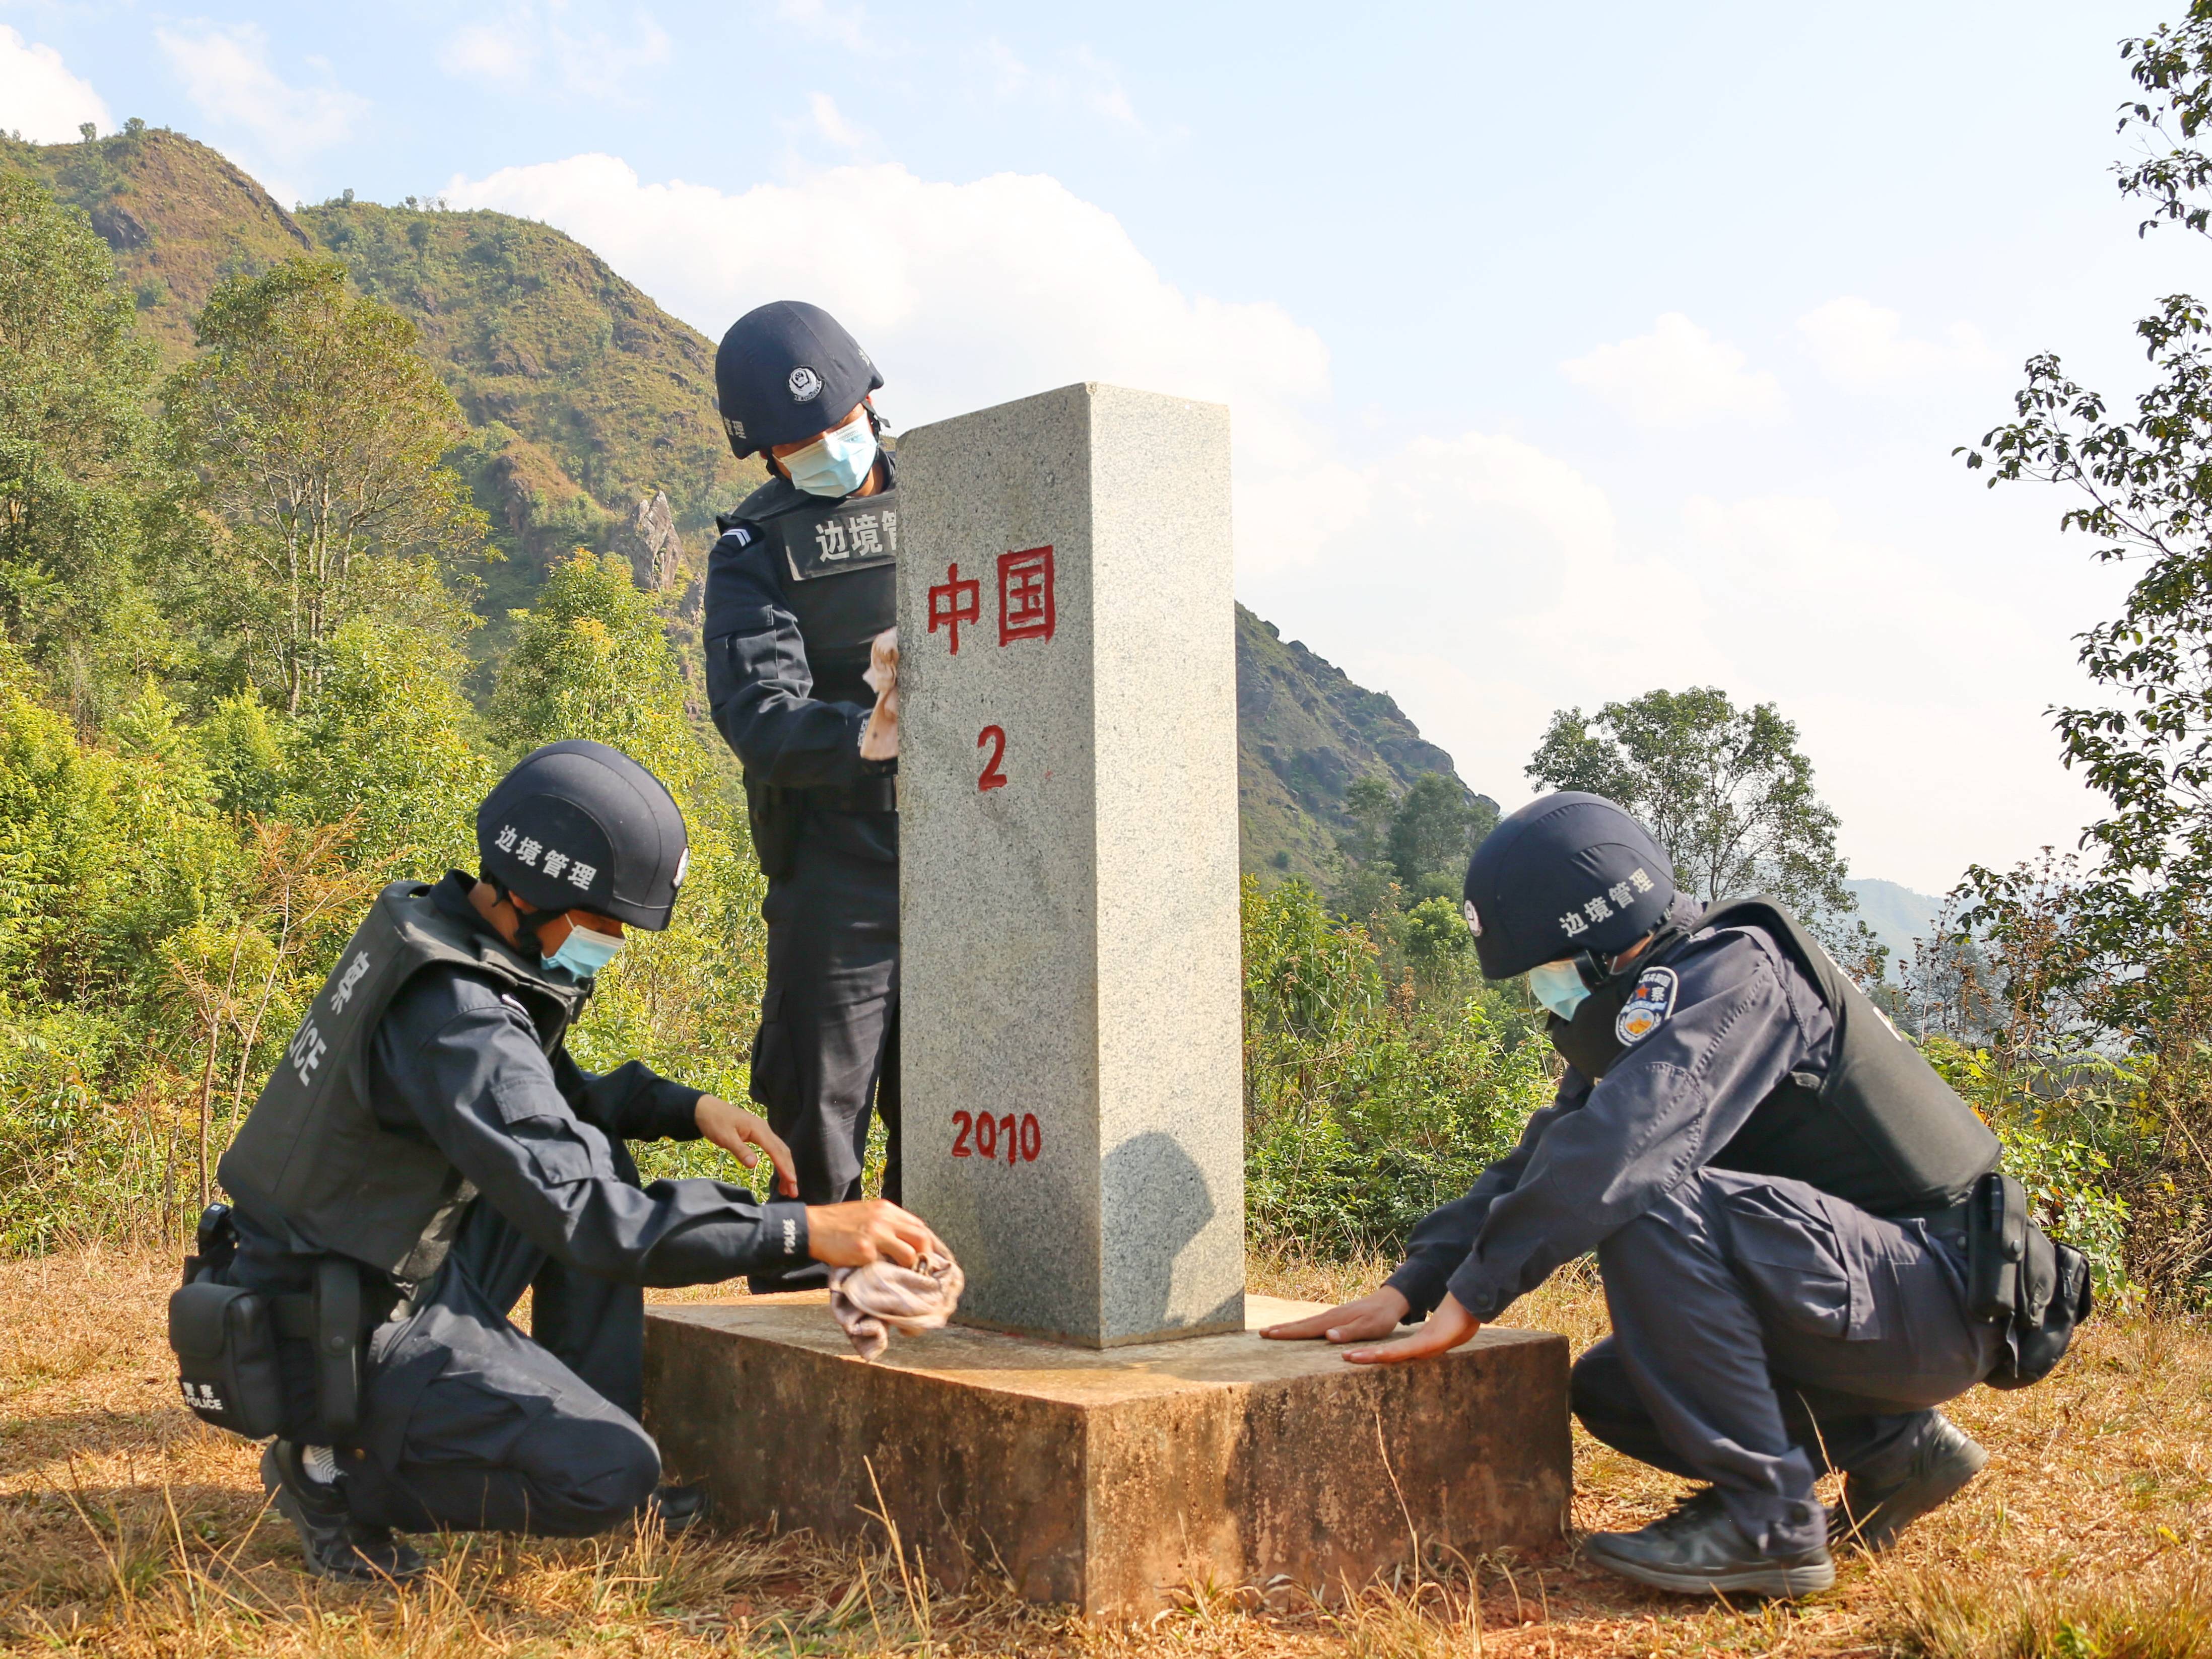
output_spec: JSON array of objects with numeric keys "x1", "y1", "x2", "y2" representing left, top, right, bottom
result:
[
  {"x1": 746, "y1": 777, "x2": 799, "y2": 881},
  {"x1": 313, "y1": 1257, "x2": 362, "y2": 1439},
  {"x1": 1965, "y1": 1170, "x2": 2027, "y2": 1322},
  {"x1": 168, "y1": 1281, "x2": 284, "y2": 1438}
]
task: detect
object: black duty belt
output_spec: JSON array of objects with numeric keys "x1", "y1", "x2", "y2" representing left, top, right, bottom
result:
[
  {"x1": 807, "y1": 777, "x2": 897, "y2": 814},
  {"x1": 1915, "y1": 1196, "x2": 1974, "y2": 1243}
]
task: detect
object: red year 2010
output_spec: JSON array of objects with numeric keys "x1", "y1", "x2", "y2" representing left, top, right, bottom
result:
[{"x1": 952, "y1": 1110, "x2": 1042, "y2": 1165}]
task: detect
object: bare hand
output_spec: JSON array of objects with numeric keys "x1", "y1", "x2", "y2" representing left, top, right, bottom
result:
[
  {"x1": 1343, "y1": 1293, "x2": 1481, "y2": 1365},
  {"x1": 694, "y1": 1095, "x2": 797, "y2": 1197},
  {"x1": 1262, "y1": 1286, "x2": 1412, "y2": 1344},
  {"x1": 805, "y1": 1198, "x2": 941, "y2": 1269}
]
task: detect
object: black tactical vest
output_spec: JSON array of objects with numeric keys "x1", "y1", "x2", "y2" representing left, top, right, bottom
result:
[
  {"x1": 1549, "y1": 896, "x2": 1999, "y2": 1217},
  {"x1": 738, "y1": 475, "x2": 898, "y2": 709},
  {"x1": 219, "y1": 881, "x2": 584, "y2": 1280}
]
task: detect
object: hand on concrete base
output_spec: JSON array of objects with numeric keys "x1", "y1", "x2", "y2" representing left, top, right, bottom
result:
[
  {"x1": 1260, "y1": 1285, "x2": 1411, "y2": 1345},
  {"x1": 694, "y1": 1095, "x2": 798, "y2": 1196},
  {"x1": 1341, "y1": 1293, "x2": 1481, "y2": 1365}
]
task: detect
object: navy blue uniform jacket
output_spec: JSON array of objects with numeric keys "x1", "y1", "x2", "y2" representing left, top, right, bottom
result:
[
  {"x1": 1386, "y1": 909, "x2": 1839, "y2": 1323},
  {"x1": 234, "y1": 872, "x2": 810, "y2": 1289}
]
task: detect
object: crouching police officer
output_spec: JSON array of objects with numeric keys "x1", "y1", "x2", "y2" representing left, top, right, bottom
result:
[
  {"x1": 1267, "y1": 792, "x2": 2090, "y2": 1598},
  {"x1": 172, "y1": 740, "x2": 940, "y2": 1582},
  {"x1": 702, "y1": 301, "x2": 902, "y2": 1288}
]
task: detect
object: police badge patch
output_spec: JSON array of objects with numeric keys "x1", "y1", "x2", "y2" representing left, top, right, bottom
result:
[{"x1": 1616, "y1": 965, "x2": 1679, "y2": 1045}]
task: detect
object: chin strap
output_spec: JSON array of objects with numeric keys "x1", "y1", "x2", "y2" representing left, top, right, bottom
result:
[
  {"x1": 1577, "y1": 919, "x2": 1691, "y2": 990},
  {"x1": 488, "y1": 880, "x2": 551, "y2": 960}
]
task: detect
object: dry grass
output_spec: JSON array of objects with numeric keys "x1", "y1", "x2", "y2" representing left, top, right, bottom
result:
[{"x1": 1, "y1": 1248, "x2": 2205, "y2": 1656}]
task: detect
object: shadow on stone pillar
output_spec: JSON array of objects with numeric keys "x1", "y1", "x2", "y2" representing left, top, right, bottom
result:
[{"x1": 1101, "y1": 1130, "x2": 1241, "y2": 1339}]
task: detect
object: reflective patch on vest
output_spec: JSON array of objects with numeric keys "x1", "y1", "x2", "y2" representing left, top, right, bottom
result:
[
  {"x1": 782, "y1": 496, "x2": 898, "y2": 581},
  {"x1": 1616, "y1": 966, "x2": 1679, "y2": 1046}
]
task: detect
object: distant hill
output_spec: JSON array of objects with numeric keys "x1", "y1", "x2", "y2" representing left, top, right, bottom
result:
[
  {"x1": 1844, "y1": 878, "x2": 1951, "y2": 973},
  {"x1": 1235, "y1": 608, "x2": 1493, "y2": 882},
  {"x1": 2, "y1": 125, "x2": 1491, "y2": 874},
  {"x1": 0, "y1": 125, "x2": 762, "y2": 684}
]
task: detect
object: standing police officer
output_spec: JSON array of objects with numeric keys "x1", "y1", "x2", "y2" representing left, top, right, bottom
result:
[
  {"x1": 1268, "y1": 792, "x2": 2086, "y2": 1598},
  {"x1": 190, "y1": 740, "x2": 939, "y2": 1581},
  {"x1": 703, "y1": 301, "x2": 902, "y2": 1289}
]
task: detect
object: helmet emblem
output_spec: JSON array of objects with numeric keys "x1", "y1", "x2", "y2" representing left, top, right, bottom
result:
[
  {"x1": 788, "y1": 366, "x2": 823, "y2": 402},
  {"x1": 1462, "y1": 900, "x2": 1483, "y2": 938},
  {"x1": 673, "y1": 848, "x2": 690, "y2": 887}
]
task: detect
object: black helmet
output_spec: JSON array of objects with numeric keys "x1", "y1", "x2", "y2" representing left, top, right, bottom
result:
[
  {"x1": 477, "y1": 740, "x2": 689, "y2": 931},
  {"x1": 1461, "y1": 792, "x2": 1677, "y2": 980},
  {"x1": 714, "y1": 300, "x2": 882, "y2": 459}
]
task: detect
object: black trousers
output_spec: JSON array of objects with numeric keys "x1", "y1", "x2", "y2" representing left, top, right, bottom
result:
[
  {"x1": 1569, "y1": 1168, "x2": 2001, "y2": 1559},
  {"x1": 338, "y1": 1182, "x2": 660, "y2": 1538},
  {"x1": 748, "y1": 836, "x2": 899, "y2": 1290}
]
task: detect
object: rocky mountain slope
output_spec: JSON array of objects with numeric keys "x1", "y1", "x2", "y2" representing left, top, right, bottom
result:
[{"x1": 1, "y1": 124, "x2": 1485, "y2": 881}]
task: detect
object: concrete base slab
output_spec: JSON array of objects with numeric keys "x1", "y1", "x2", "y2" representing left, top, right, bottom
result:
[{"x1": 643, "y1": 1294, "x2": 1571, "y2": 1617}]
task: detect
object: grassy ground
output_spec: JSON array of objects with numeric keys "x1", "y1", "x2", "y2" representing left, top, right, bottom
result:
[{"x1": 2, "y1": 1246, "x2": 2206, "y2": 1657}]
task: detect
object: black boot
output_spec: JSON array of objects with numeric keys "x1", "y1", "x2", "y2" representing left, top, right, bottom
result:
[
  {"x1": 645, "y1": 1481, "x2": 714, "y2": 1533},
  {"x1": 1584, "y1": 1488, "x2": 1835, "y2": 1598},
  {"x1": 1830, "y1": 1413, "x2": 1987, "y2": 1552},
  {"x1": 261, "y1": 1442, "x2": 426, "y2": 1583}
]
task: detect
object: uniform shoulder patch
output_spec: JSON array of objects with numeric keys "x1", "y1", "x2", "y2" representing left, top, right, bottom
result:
[{"x1": 1616, "y1": 965, "x2": 1679, "y2": 1046}]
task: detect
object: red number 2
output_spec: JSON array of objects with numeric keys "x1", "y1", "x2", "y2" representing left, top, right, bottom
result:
[
  {"x1": 977, "y1": 725, "x2": 1008, "y2": 792},
  {"x1": 952, "y1": 1111, "x2": 973, "y2": 1156}
]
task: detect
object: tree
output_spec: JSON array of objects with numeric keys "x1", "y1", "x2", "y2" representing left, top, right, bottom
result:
[
  {"x1": 164, "y1": 257, "x2": 488, "y2": 713},
  {"x1": 0, "y1": 174, "x2": 165, "y2": 719},
  {"x1": 488, "y1": 549, "x2": 767, "y2": 1112},
  {"x1": 488, "y1": 549, "x2": 702, "y2": 788},
  {"x1": 1957, "y1": 6, "x2": 2212, "y2": 1296},
  {"x1": 1386, "y1": 773, "x2": 1491, "y2": 903},
  {"x1": 1958, "y1": 4, "x2": 2212, "y2": 1041},
  {"x1": 1527, "y1": 687, "x2": 1864, "y2": 946}
]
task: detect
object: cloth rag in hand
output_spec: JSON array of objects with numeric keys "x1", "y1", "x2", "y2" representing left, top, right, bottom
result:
[
  {"x1": 828, "y1": 1249, "x2": 964, "y2": 1361},
  {"x1": 858, "y1": 628, "x2": 898, "y2": 762}
]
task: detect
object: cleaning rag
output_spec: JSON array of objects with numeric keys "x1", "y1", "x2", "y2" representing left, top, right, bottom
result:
[{"x1": 829, "y1": 1250, "x2": 964, "y2": 1361}]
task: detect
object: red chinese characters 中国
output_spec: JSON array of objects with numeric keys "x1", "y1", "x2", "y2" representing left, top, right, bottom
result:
[
  {"x1": 927, "y1": 562, "x2": 982, "y2": 654},
  {"x1": 997, "y1": 545, "x2": 1054, "y2": 646}
]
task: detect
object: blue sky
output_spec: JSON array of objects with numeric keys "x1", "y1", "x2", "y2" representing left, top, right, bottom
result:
[{"x1": 1, "y1": 0, "x2": 2196, "y2": 892}]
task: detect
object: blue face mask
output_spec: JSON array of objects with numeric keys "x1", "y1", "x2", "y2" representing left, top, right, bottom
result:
[
  {"x1": 543, "y1": 922, "x2": 624, "y2": 981},
  {"x1": 782, "y1": 414, "x2": 878, "y2": 498},
  {"x1": 1527, "y1": 960, "x2": 1591, "y2": 1022}
]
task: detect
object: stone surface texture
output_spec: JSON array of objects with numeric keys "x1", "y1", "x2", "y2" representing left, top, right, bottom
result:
[
  {"x1": 643, "y1": 1296, "x2": 1571, "y2": 1617},
  {"x1": 896, "y1": 383, "x2": 1243, "y2": 1347}
]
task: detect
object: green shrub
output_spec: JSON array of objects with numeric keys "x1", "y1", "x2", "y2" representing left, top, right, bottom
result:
[{"x1": 1242, "y1": 876, "x2": 1554, "y2": 1258}]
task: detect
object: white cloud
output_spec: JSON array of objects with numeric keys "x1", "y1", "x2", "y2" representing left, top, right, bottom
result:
[
  {"x1": 437, "y1": 6, "x2": 671, "y2": 100},
  {"x1": 444, "y1": 153, "x2": 1350, "y2": 573},
  {"x1": 1796, "y1": 296, "x2": 2000, "y2": 390},
  {"x1": 0, "y1": 27, "x2": 109, "y2": 143},
  {"x1": 1062, "y1": 44, "x2": 1141, "y2": 130},
  {"x1": 970, "y1": 39, "x2": 1148, "y2": 132},
  {"x1": 1246, "y1": 441, "x2": 2104, "y2": 892},
  {"x1": 439, "y1": 23, "x2": 531, "y2": 83},
  {"x1": 808, "y1": 92, "x2": 868, "y2": 152},
  {"x1": 444, "y1": 148, "x2": 2101, "y2": 892},
  {"x1": 157, "y1": 24, "x2": 366, "y2": 154},
  {"x1": 1560, "y1": 312, "x2": 1787, "y2": 427},
  {"x1": 774, "y1": 0, "x2": 875, "y2": 54}
]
